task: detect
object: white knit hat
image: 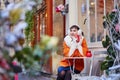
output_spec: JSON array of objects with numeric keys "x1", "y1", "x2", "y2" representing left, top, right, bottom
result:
[{"x1": 67, "y1": 24, "x2": 81, "y2": 35}]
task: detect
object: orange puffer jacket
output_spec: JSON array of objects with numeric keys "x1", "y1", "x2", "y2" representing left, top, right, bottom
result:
[{"x1": 59, "y1": 37, "x2": 88, "y2": 71}]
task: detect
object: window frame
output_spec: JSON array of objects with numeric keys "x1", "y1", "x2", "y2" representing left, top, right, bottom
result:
[{"x1": 86, "y1": 0, "x2": 114, "y2": 48}]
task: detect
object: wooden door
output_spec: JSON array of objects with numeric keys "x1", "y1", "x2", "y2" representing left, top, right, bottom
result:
[{"x1": 33, "y1": 0, "x2": 53, "y2": 73}]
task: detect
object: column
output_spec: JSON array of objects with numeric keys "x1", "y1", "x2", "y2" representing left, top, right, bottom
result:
[
  {"x1": 68, "y1": 0, "x2": 78, "y2": 27},
  {"x1": 46, "y1": 0, "x2": 53, "y2": 36}
]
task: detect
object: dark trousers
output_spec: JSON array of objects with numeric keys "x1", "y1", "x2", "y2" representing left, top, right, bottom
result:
[
  {"x1": 56, "y1": 66, "x2": 80, "y2": 80},
  {"x1": 57, "y1": 70, "x2": 71, "y2": 80}
]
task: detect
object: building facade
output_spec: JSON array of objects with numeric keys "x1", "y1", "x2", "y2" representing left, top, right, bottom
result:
[
  {"x1": 32, "y1": 0, "x2": 65, "y2": 74},
  {"x1": 33, "y1": 0, "x2": 120, "y2": 76},
  {"x1": 1, "y1": 0, "x2": 119, "y2": 76},
  {"x1": 62, "y1": 0, "x2": 120, "y2": 76}
]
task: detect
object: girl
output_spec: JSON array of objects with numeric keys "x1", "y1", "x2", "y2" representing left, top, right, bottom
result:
[{"x1": 57, "y1": 25, "x2": 88, "y2": 80}]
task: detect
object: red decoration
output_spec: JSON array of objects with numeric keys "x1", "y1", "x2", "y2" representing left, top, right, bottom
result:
[
  {"x1": 55, "y1": 4, "x2": 64, "y2": 12},
  {"x1": 56, "y1": 7, "x2": 61, "y2": 12},
  {"x1": 0, "y1": 58, "x2": 10, "y2": 70},
  {"x1": 76, "y1": 35, "x2": 80, "y2": 43},
  {"x1": 12, "y1": 61, "x2": 19, "y2": 80},
  {"x1": 14, "y1": 74, "x2": 18, "y2": 80},
  {"x1": 86, "y1": 51, "x2": 92, "y2": 57}
]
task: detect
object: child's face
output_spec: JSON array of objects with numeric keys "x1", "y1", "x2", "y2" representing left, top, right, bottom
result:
[{"x1": 70, "y1": 28, "x2": 78, "y2": 37}]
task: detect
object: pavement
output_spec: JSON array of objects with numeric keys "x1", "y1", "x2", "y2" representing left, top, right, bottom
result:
[{"x1": 18, "y1": 72, "x2": 56, "y2": 80}]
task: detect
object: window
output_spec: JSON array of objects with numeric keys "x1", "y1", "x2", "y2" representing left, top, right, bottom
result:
[
  {"x1": 89, "y1": 0, "x2": 96, "y2": 42},
  {"x1": 87, "y1": 0, "x2": 114, "y2": 47}
]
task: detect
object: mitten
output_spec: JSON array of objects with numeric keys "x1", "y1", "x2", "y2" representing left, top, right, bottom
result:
[
  {"x1": 76, "y1": 35, "x2": 80, "y2": 43},
  {"x1": 77, "y1": 37, "x2": 84, "y2": 56},
  {"x1": 77, "y1": 36, "x2": 83, "y2": 46},
  {"x1": 68, "y1": 40, "x2": 77, "y2": 56},
  {"x1": 77, "y1": 46, "x2": 84, "y2": 56},
  {"x1": 64, "y1": 35, "x2": 72, "y2": 47}
]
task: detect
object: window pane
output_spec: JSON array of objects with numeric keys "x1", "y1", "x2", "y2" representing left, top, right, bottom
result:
[
  {"x1": 90, "y1": 0, "x2": 95, "y2": 42},
  {"x1": 96, "y1": 0, "x2": 114, "y2": 41},
  {"x1": 97, "y1": 0, "x2": 104, "y2": 41},
  {"x1": 78, "y1": 0, "x2": 87, "y2": 37},
  {"x1": 106, "y1": 0, "x2": 114, "y2": 13}
]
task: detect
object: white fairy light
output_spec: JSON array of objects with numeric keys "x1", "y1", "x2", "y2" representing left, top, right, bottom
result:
[
  {"x1": 1, "y1": 0, "x2": 36, "y2": 49},
  {"x1": 13, "y1": 21, "x2": 28, "y2": 33}
]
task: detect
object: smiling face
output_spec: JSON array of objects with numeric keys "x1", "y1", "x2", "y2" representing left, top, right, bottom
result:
[
  {"x1": 70, "y1": 28, "x2": 78, "y2": 37},
  {"x1": 69, "y1": 25, "x2": 79, "y2": 37}
]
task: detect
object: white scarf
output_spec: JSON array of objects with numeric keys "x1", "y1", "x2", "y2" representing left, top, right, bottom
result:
[{"x1": 64, "y1": 35, "x2": 84, "y2": 56}]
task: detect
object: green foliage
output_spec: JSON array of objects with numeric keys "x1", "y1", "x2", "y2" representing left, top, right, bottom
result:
[
  {"x1": 105, "y1": 12, "x2": 118, "y2": 24},
  {"x1": 12, "y1": 47, "x2": 35, "y2": 69},
  {"x1": 33, "y1": 45, "x2": 44, "y2": 61},
  {"x1": 11, "y1": 46, "x2": 49, "y2": 69},
  {"x1": 10, "y1": 35, "x2": 59, "y2": 70},
  {"x1": 101, "y1": 10, "x2": 119, "y2": 71},
  {"x1": 9, "y1": 9, "x2": 22, "y2": 25},
  {"x1": 102, "y1": 35, "x2": 110, "y2": 48},
  {"x1": 25, "y1": 11, "x2": 34, "y2": 46},
  {"x1": 103, "y1": 21, "x2": 108, "y2": 29},
  {"x1": 107, "y1": 45, "x2": 116, "y2": 58},
  {"x1": 101, "y1": 56, "x2": 114, "y2": 70},
  {"x1": 101, "y1": 36, "x2": 115, "y2": 71}
]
